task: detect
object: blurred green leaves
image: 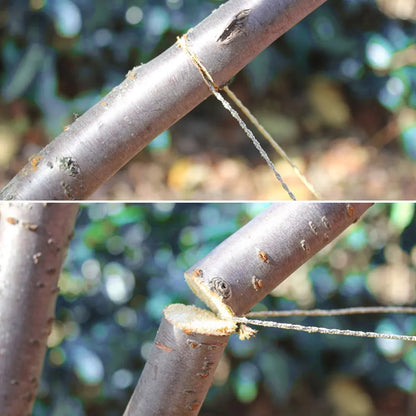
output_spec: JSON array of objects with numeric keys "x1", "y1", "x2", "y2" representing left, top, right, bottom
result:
[
  {"x1": 34, "y1": 203, "x2": 416, "y2": 415},
  {"x1": 389, "y1": 202, "x2": 414, "y2": 231}
]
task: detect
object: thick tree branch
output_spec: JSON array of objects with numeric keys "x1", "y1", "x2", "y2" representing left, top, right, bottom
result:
[
  {"x1": 124, "y1": 304, "x2": 235, "y2": 416},
  {"x1": 0, "y1": 203, "x2": 79, "y2": 415},
  {"x1": 126, "y1": 203, "x2": 372, "y2": 415},
  {"x1": 0, "y1": 0, "x2": 326, "y2": 200},
  {"x1": 185, "y1": 203, "x2": 372, "y2": 317}
]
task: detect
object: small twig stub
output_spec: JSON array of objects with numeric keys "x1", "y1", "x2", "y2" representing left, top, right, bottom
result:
[{"x1": 217, "y1": 9, "x2": 251, "y2": 43}]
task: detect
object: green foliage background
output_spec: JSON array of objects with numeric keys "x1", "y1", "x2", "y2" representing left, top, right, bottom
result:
[{"x1": 34, "y1": 203, "x2": 416, "y2": 415}]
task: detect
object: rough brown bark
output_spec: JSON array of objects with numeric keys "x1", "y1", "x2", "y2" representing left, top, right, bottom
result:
[
  {"x1": 185, "y1": 203, "x2": 373, "y2": 317},
  {"x1": 0, "y1": 203, "x2": 79, "y2": 416},
  {"x1": 0, "y1": 0, "x2": 327, "y2": 200}
]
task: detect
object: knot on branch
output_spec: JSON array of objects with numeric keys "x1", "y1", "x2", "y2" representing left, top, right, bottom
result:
[{"x1": 208, "y1": 277, "x2": 231, "y2": 300}]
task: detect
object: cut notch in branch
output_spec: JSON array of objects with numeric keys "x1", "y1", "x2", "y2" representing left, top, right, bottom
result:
[
  {"x1": 179, "y1": 277, "x2": 258, "y2": 340},
  {"x1": 124, "y1": 303, "x2": 234, "y2": 416},
  {"x1": 184, "y1": 269, "x2": 235, "y2": 320},
  {"x1": 164, "y1": 304, "x2": 236, "y2": 336}
]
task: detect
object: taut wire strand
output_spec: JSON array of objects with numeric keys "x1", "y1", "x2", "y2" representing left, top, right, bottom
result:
[
  {"x1": 223, "y1": 86, "x2": 322, "y2": 199},
  {"x1": 233, "y1": 316, "x2": 416, "y2": 342},
  {"x1": 177, "y1": 34, "x2": 297, "y2": 200},
  {"x1": 246, "y1": 306, "x2": 416, "y2": 318}
]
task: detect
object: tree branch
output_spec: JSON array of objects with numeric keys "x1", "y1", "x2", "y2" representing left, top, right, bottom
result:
[
  {"x1": 0, "y1": 0, "x2": 326, "y2": 200},
  {"x1": 123, "y1": 304, "x2": 235, "y2": 416},
  {"x1": 0, "y1": 203, "x2": 79, "y2": 415},
  {"x1": 126, "y1": 202, "x2": 372, "y2": 415},
  {"x1": 185, "y1": 203, "x2": 372, "y2": 317}
]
